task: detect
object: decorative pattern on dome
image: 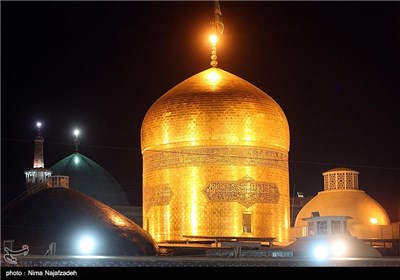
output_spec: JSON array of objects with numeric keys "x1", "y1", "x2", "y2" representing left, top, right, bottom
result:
[
  {"x1": 141, "y1": 68, "x2": 290, "y2": 152},
  {"x1": 143, "y1": 146, "x2": 288, "y2": 172},
  {"x1": 203, "y1": 176, "x2": 280, "y2": 208},
  {"x1": 144, "y1": 184, "x2": 173, "y2": 210},
  {"x1": 323, "y1": 169, "x2": 359, "y2": 190}
]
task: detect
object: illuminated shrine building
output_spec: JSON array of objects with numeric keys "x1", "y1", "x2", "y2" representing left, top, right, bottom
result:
[
  {"x1": 141, "y1": 68, "x2": 290, "y2": 242},
  {"x1": 294, "y1": 168, "x2": 391, "y2": 239}
]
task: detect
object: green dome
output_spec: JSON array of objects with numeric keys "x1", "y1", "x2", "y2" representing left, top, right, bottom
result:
[{"x1": 51, "y1": 152, "x2": 129, "y2": 206}]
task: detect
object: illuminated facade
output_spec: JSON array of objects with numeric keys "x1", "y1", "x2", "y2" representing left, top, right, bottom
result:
[
  {"x1": 141, "y1": 67, "x2": 290, "y2": 242},
  {"x1": 286, "y1": 214, "x2": 382, "y2": 258},
  {"x1": 294, "y1": 168, "x2": 391, "y2": 239}
]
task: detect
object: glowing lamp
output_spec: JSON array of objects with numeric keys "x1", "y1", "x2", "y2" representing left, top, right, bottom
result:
[
  {"x1": 313, "y1": 245, "x2": 328, "y2": 260},
  {"x1": 73, "y1": 155, "x2": 80, "y2": 165},
  {"x1": 73, "y1": 129, "x2": 80, "y2": 137},
  {"x1": 206, "y1": 71, "x2": 220, "y2": 83},
  {"x1": 36, "y1": 122, "x2": 42, "y2": 128},
  {"x1": 370, "y1": 217, "x2": 378, "y2": 225},
  {"x1": 332, "y1": 240, "x2": 346, "y2": 256},
  {"x1": 209, "y1": 34, "x2": 218, "y2": 45},
  {"x1": 78, "y1": 236, "x2": 95, "y2": 255}
]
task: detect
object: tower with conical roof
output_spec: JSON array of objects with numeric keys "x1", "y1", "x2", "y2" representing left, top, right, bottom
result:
[
  {"x1": 141, "y1": 3, "x2": 290, "y2": 242},
  {"x1": 24, "y1": 122, "x2": 52, "y2": 194}
]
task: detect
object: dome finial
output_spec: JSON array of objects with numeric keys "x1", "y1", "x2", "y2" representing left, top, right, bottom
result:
[
  {"x1": 209, "y1": 1, "x2": 224, "y2": 68},
  {"x1": 73, "y1": 129, "x2": 80, "y2": 153}
]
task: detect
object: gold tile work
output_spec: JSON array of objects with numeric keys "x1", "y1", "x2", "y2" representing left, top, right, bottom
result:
[
  {"x1": 143, "y1": 162, "x2": 289, "y2": 241},
  {"x1": 203, "y1": 175, "x2": 280, "y2": 208},
  {"x1": 143, "y1": 146, "x2": 288, "y2": 172},
  {"x1": 141, "y1": 68, "x2": 290, "y2": 242},
  {"x1": 145, "y1": 184, "x2": 173, "y2": 209},
  {"x1": 142, "y1": 68, "x2": 289, "y2": 152}
]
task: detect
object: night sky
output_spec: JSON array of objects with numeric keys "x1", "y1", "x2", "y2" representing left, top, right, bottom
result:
[{"x1": 2, "y1": 1, "x2": 399, "y2": 222}]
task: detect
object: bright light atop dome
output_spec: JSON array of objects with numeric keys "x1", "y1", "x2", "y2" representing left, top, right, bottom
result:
[
  {"x1": 370, "y1": 217, "x2": 378, "y2": 224},
  {"x1": 73, "y1": 129, "x2": 80, "y2": 137},
  {"x1": 206, "y1": 71, "x2": 220, "y2": 84},
  {"x1": 209, "y1": 34, "x2": 218, "y2": 45},
  {"x1": 36, "y1": 122, "x2": 42, "y2": 128}
]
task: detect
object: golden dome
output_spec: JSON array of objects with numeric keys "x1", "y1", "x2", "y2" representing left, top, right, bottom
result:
[
  {"x1": 295, "y1": 190, "x2": 390, "y2": 228},
  {"x1": 141, "y1": 68, "x2": 289, "y2": 152},
  {"x1": 141, "y1": 67, "x2": 290, "y2": 242}
]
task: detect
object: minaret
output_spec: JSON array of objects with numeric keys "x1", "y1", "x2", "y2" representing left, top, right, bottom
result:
[
  {"x1": 33, "y1": 122, "x2": 44, "y2": 168},
  {"x1": 24, "y1": 122, "x2": 52, "y2": 194}
]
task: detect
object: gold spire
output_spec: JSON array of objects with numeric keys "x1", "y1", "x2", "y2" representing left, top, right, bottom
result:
[
  {"x1": 209, "y1": 34, "x2": 218, "y2": 68},
  {"x1": 213, "y1": 0, "x2": 224, "y2": 35},
  {"x1": 210, "y1": 1, "x2": 224, "y2": 68}
]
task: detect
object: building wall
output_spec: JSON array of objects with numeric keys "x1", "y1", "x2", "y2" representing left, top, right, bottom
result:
[{"x1": 143, "y1": 147, "x2": 290, "y2": 242}]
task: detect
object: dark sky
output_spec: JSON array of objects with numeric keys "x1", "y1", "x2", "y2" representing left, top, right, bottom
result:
[{"x1": 2, "y1": 1, "x2": 399, "y2": 222}]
